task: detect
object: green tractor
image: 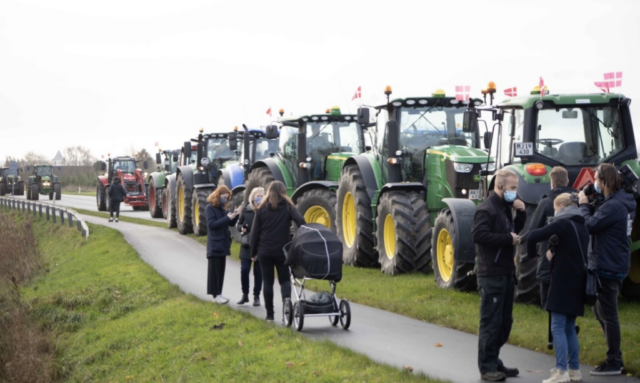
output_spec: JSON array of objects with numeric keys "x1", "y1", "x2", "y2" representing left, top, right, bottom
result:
[
  {"x1": 163, "y1": 144, "x2": 197, "y2": 228},
  {"x1": 464, "y1": 85, "x2": 640, "y2": 302},
  {"x1": 146, "y1": 148, "x2": 181, "y2": 218},
  {"x1": 243, "y1": 107, "x2": 367, "y2": 232},
  {"x1": 25, "y1": 164, "x2": 61, "y2": 200},
  {"x1": 0, "y1": 162, "x2": 25, "y2": 196},
  {"x1": 336, "y1": 87, "x2": 493, "y2": 279},
  {"x1": 174, "y1": 129, "x2": 241, "y2": 236}
]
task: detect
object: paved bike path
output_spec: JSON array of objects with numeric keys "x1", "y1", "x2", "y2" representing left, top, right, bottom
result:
[{"x1": 81, "y1": 215, "x2": 638, "y2": 383}]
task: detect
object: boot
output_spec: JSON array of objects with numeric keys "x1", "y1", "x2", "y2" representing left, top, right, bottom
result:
[
  {"x1": 253, "y1": 295, "x2": 260, "y2": 306},
  {"x1": 237, "y1": 294, "x2": 249, "y2": 305}
]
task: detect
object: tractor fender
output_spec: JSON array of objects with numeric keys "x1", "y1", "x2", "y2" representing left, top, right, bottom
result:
[
  {"x1": 440, "y1": 198, "x2": 478, "y2": 264},
  {"x1": 176, "y1": 166, "x2": 194, "y2": 189},
  {"x1": 165, "y1": 174, "x2": 177, "y2": 196},
  {"x1": 291, "y1": 181, "x2": 339, "y2": 204},
  {"x1": 218, "y1": 164, "x2": 245, "y2": 190},
  {"x1": 97, "y1": 175, "x2": 108, "y2": 188},
  {"x1": 231, "y1": 185, "x2": 246, "y2": 196},
  {"x1": 344, "y1": 156, "x2": 379, "y2": 201},
  {"x1": 375, "y1": 182, "x2": 425, "y2": 206},
  {"x1": 218, "y1": 168, "x2": 233, "y2": 189},
  {"x1": 249, "y1": 159, "x2": 285, "y2": 184},
  {"x1": 148, "y1": 173, "x2": 166, "y2": 190}
]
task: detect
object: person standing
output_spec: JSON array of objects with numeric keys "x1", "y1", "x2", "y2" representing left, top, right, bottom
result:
[
  {"x1": 236, "y1": 187, "x2": 264, "y2": 306},
  {"x1": 579, "y1": 163, "x2": 636, "y2": 375},
  {"x1": 527, "y1": 194, "x2": 588, "y2": 383},
  {"x1": 206, "y1": 185, "x2": 240, "y2": 304},
  {"x1": 250, "y1": 181, "x2": 306, "y2": 321},
  {"x1": 472, "y1": 168, "x2": 526, "y2": 382},
  {"x1": 108, "y1": 177, "x2": 126, "y2": 223}
]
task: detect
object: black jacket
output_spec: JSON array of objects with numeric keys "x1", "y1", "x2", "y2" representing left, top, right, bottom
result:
[
  {"x1": 580, "y1": 189, "x2": 636, "y2": 277},
  {"x1": 237, "y1": 204, "x2": 256, "y2": 260},
  {"x1": 526, "y1": 186, "x2": 576, "y2": 283},
  {"x1": 250, "y1": 201, "x2": 306, "y2": 259},
  {"x1": 472, "y1": 192, "x2": 526, "y2": 277},
  {"x1": 527, "y1": 208, "x2": 588, "y2": 316},
  {"x1": 108, "y1": 179, "x2": 127, "y2": 203},
  {"x1": 205, "y1": 204, "x2": 238, "y2": 258}
]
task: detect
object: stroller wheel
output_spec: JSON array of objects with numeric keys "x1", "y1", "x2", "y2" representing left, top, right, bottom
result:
[
  {"x1": 329, "y1": 313, "x2": 339, "y2": 326},
  {"x1": 339, "y1": 299, "x2": 351, "y2": 330},
  {"x1": 293, "y1": 301, "x2": 304, "y2": 331},
  {"x1": 283, "y1": 298, "x2": 293, "y2": 327}
]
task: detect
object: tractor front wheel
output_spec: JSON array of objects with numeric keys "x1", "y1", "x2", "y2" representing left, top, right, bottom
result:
[
  {"x1": 192, "y1": 187, "x2": 214, "y2": 236},
  {"x1": 96, "y1": 183, "x2": 107, "y2": 211},
  {"x1": 432, "y1": 209, "x2": 476, "y2": 290},
  {"x1": 148, "y1": 183, "x2": 163, "y2": 218},
  {"x1": 229, "y1": 191, "x2": 244, "y2": 242},
  {"x1": 515, "y1": 204, "x2": 540, "y2": 304},
  {"x1": 17, "y1": 181, "x2": 24, "y2": 196},
  {"x1": 0, "y1": 183, "x2": 5, "y2": 196},
  {"x1": 297, "y1": 188, "x2": 337, "y2": 232},
  {"x1": 176, "y1": 174, "x2": 193, "y2": 234},
  {"x1": 30, "y1": 183, "x2": 39, "y2": 201},
  {"x1": 164, "y1": 186, "x2": 177, "y2": 228},
  {"x1": 53, "y1": 183, "x2": 61, "y2": 200}
]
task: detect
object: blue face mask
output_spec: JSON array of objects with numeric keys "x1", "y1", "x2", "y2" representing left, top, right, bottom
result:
[
  {"x1": 594, "y1": 181, "x2": 601, "y2": 194},
  {"x1": 504, "y1": 190, "x2": 517, "y2": 203},
  {"x1": 220, "y1": 197, "x2": 228, "y2": 204},
  {"x1": 254, "y1": 197, "x2": 262, "y2": 205}
]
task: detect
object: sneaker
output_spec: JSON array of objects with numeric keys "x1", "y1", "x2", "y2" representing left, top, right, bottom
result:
[
  {"x1": 590, "y1": 360, "x2": 622, "y2": 376},
  {"x1": 497, "y1": 365, "x2": 519, "y2": 377},
  {"x1": 214, "y1": 296, "x2": 229, "y2": 304},
  {"x1": 543, "y1": 369, "x2": 570, "y2": 383},
  {"x1": 108, "y1": 218, "x2": 113, "y2": 222},
  {"x1": 265, "y1": 313, "x2": 274, "y2": 321},
  {"x1": 480, "y1": 371, "x2": 506, "y2": 381},
  {"x1": 568, "y1": 369, "x2": 582, "y2": 381},
  {"x1": 253, "y1": 296, "x2": 260, "y2": 307},
  {"x1": 115, "y1": 218, "x2": 119, "y2": 222}
]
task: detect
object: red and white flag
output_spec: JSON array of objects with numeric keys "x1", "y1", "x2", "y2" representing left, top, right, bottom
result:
[
  {"x1": 351, "y1": 86, "x2": 361, "y2": 101},
  {"x1": 539, "y1": 77, "x2": 546, "y2": 97},
  {"x1": 266, "y1": 107, "x2": 272, "y2": 117},
  {"x1": 154, "y1": 142, "x2": 159, "y2": 146},
  {"x1": 595, "y1": 71, "x2": 623, "y2": 93},
  {"x1": 101, "y1": 155, "x2": 104, "y2": 159},
  {"x1": 504, "y1": 87, "x2": 517, "y2": 97},
  {"x1": 455, "y1": 85, "x2": 470, "y2": 101}
]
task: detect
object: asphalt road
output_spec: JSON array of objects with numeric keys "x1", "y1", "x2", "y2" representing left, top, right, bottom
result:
[{"x1": 64, "y1": 212, "x2": 638, "y2": 383}]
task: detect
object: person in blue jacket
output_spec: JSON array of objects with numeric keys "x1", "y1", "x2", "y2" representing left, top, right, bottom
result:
[
  {"x1": 206, "y1": 185, "x2": 240, "y2": 304},
  {"x1": 578, "y1": 163, "x2": 636, "y2": 376}
]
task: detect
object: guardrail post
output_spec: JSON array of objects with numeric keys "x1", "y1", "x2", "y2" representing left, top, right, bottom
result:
[
  {"x1": 21, "y1": 201, "x2": 25, "y2": 212},
  {"x1": 68, "y1": 212, "x2": 73, "y2": 227},
  {"x1": 59, "y1": 210, "x2": 64, "y2": 225},
  {"x1": 52, "y1": 208, "x2": 56, "y2": 223},
  {"x1": 39, "y1": 204, "x2": 42, "y2": 218},
  {"x1": 76, "y1": 220, "x2": 82, "y2": 233},
  {"x1": 46, "y1": 206, "x2": 50, "y2": 221}
]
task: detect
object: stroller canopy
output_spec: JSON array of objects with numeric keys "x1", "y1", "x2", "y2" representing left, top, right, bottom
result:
[{"x1": 286, "y1": 223, "x2": 343, "y2": 281}]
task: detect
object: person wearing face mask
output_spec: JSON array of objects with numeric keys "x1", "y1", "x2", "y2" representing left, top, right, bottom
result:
[
  {"x1": 205, "y1": 185, "x2": 240, "y2": 304},
  {"x1": 471, "y1": 168, "x2": 526, "y2": 382},
  {"x1": 527, "y1": 193, "x2": 588, "y2": 383},
  {"x1": 578, "y1": 163, "x2": 636, "y2": 376},
  {"x1": 235, "y1": 187, "x2": 264, "y2": 306}
]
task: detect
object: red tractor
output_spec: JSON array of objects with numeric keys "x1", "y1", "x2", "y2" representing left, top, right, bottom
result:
[{"x1": 97, "y1": 155, "x2": 149, "y2": 211}]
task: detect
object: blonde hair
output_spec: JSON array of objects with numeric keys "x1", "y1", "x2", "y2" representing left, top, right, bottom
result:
[
  {"x1": 554, "y1": 193, "x2": 575, "y2": 209},
  {"x1": 247, "y1": 187, "x2": 264, "y2": 211},
  {"x1": 260, "y1": 181, "x2": 293, "y2": 211},
  {"x1": 207, "y1": 185, "x2": 231, "y2": 209},
  {"x1": 494, "y1": 168, "x2": 518, "y2": 189}
]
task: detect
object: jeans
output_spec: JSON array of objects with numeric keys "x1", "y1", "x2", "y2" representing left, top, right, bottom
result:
[
  {"x1": 207, "y1": 257, "x2": 226, "y2": 296},
  {"x1": 551, "y1": 312, "x2": 579, "y2": 371},
  {"x1": 477, "y1": 275, "x2": 515, "y2": 374},
  {"x1": 240, "y1": 258, "x2": 262, "y2": 296},
  {"x1": 109, "y1": 200, "x2": 121, "y2": 218},
  {"x1": 593, "y1": 277, "x2": 623, "y2": 365},
  {"x1": 259, "y1": 255, "x2": 291, "y2": 316}
]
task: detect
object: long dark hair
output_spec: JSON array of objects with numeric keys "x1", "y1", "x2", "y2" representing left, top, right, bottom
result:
[
  {"x1": 260, "y1": 181, "x2": 293, "y2": 211},
  {"x1": 598, "y1": 163, "x2": 622, "y2": 195}
]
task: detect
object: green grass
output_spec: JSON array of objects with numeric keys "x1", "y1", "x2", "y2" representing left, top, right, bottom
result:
[{"x1": 23, "y1": 217, "x2": 441, "y2": 382}]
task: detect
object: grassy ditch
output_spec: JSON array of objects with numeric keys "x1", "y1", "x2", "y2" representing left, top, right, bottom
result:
[{"x1": 7, "y1": 211, "x2": 440, "y2": 382}]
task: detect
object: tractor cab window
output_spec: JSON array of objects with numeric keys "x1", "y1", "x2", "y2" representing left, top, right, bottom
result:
[
  {"x1": 253, "y1": 138, "x2": 278, "y2": 161},
  {"x1": 113, "y1": 160, "x2": 136, "y2": 173},
  {"x1": 206, "y1": 138, "x2": 237, "y2": 161},
  {"x1": 399, "y1": 107, "x2": 472, "y2": 150},
  {"x1": 306, "y1": 122, "x2": 362, "y2": 156},
  {"x1": 499, "y1": 109, "x2": 524, "y2": 166},
  {"x1": 279, "y1": 126, "x2": 298, "y2": 158},
  {"x1": 535, "y1": 106, "x2": 625, "y2": 165},
  {"x1": 190, "y1": 149, "x2": 197, "y2": 164},
  {"x1": 36, "y1": 167, "x2": 52, "y2": 177}
]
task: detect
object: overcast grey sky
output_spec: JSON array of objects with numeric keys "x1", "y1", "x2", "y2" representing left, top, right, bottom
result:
[{"x1": 1, "y1": 0, "x2": 639, "y2": 162}]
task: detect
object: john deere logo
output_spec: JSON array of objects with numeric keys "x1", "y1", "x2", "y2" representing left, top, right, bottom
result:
[{"x1": 474, "y1": 175, "x2": 480, "y2": 182}]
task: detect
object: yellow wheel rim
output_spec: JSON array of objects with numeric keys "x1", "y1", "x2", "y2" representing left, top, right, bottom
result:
[
  {"x1": 304, "y1": 206, "x2": 331, "y2": 228},
  {"x1": 194, "y1": 198, "x2": 199, "y2": 227},
  {"x1": 178, "y1": 185, "x2": 185, "y2": 221},
  {"x1": 342, "y1": 192, "x2": 356, "y2": 247},
  {"x1": 383, "y1": 214, "x2": 396, "y2": 260},
  {"x1": 629, "y1": 254, "x2": 640, "y2": 283},
  {"x1": 436, "y1": 228, "x2": 454, "y2": 282}
]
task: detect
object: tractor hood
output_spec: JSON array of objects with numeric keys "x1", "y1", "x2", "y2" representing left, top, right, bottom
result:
[
  {"x1": 123, "y1": 174, "x2": 137, "y2": 182},
  {"x1": 427, "y1": 145, "x2": 493, "y2": 164}
]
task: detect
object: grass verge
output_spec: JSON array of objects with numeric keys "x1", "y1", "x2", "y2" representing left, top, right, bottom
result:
[{"x1": 21, "y1": 214, "x2": 440, "y2": 382}]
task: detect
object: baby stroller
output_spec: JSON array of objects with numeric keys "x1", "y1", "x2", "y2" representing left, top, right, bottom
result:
[{"x1": 282, "y1": 223, "x2": 351, "y2": 331}]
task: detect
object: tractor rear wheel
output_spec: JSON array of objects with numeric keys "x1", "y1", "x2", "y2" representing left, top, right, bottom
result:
[
  {"x1": 176, "y1": 173, "x2": 193, "y2": 234},
  {"x1": 244, "y1": 167, "x2": 274, "y2": 207},
  {"x1": 96, "y1": 183, "x2": 107, "y2": 211},
  {"x1": 336, "y1": 165, "x2": 377, "y2": 268},
  {"x1": 229, "y1": 191, "x2": 244, "y2": 242},
  {"x1": 192, "y1": 187, "x2": 214, "y2": 236},
  {"x1": 30, "y1": 183, "x2": 39, "y2": 201},
  {"x1": 164, "y1": 186, "x2": 177, "y2": 228},
  {"x1": 148, "y1": 183, "x2": 163, "y2": 218},
  {"x1": 297, "y1": 188, "x2": 337, "y2": 232},
  {"x1": 17, "y1": 181, "x2": 24, "y2": 196},
  {"x1": 376, "y1": 191, "x2": 430, "y2": 275},
  {"x1": 0, "y1": 183, "x2": 5, "y2": 196},
  {"x1": 25, "y1": 183, "x2": 31, "y2": 200},
  {"x1": 53, "y1": 183, "x2": 61, "y2": 200},
  {"x1": 515, "y1": 204, "x2": 540, "y2": 305},
  {"x1": 432, "y1": 209, "x2": 476, "y2": 290}
]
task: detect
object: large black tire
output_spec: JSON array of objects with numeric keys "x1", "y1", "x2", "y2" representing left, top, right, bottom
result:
[
  {"x1": 192, "y1": 187, "x2": 214, "y2": 236},
  {"x1": 25, "y1": 183, "x2": 31, "y2": 200},
  {"x1": 296, "y1": 188, "x2": 337, "y2": 232},
  {"x1": 432, "y1": 209, "x2": 476, "y2": 290},
  {"x1": 96, "y1": 183, "x2": 107, "y2": 211},
  {"x1": 0, "y1": 183, "x2": 5, "y2": 196},
  {"x1": 30, "y1": 183, "x2": 39, "y2": 201},
  {"x1": 376, "y1": 191, "x2": 430, "y2": 275},
  {"x1": 228, "y1": 191, "x2": 244, "y2": 242},
  {"x1": 105, "y1": 187, "x2": 111, "y2": 212},
  {"x1": 336, "y1": 165, "x2": 378, "y2": 268},
  {"x1": 176, "y1": 173, "x2": 193, "y2": 234},
  {"x1": 148, "y1": 183, "x2": 163, "y2": 218},
  {"x1": 53, "y1": 183, "x2": 61, "y2": 200},
  {"x1": 164, "y1": 186, "x2": 177, "y2": 228},
  {"x1": 244, "y1": 167, "x2": 274, "y2": 205},
  {"x1": 515, "y1": 204, "x2": 540, "y2": 305},
  {"x1": 17, "y1": 181, "x2": 24, "y2": 196}
]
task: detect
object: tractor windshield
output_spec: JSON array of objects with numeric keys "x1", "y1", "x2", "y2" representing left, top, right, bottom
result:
[
  {"x1": 206, "y1": 138, "x2": 237, "y2": 161},
  {"x1": 36, "y1": 167, "x2": 52, "y2": 177},
  {"x1": 306, "y1": 121, "x2": 363, "y2": 155},
  {"x1": 399, "y1": 107, "x2": 472, "y2": 150},
  {"x1": 113, "y1": 160, "x2": 136, "y2": 173},
  {"x1": 253, "y1": 138, "x2": 278, "y2": 161},
  {"x1": 535, "y1": 106, "x2": 625, "y2": 165}
]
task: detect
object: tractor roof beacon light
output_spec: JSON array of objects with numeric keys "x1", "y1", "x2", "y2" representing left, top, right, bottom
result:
[
  {"x1": 487, "y1": 82, "x2": 496, "y2": 105},
  {"x1": 385, "y1": 86, "x2": 392, "y2": 104},
  {"x1": 481, "y1": 87, "x2": 488, "y2": 105},
  {"x1": 432, "y1": 89, "x2": 446, "y2": 98},
  {"x1": 330, "y1": 106, "x2": 341, "y2": 115},
  {"x1": 279, "y1": 109, "x2": 284, "y2": 117},
  {"x1": 531, "y1": 85, "x2": 549, "y2": 95}
]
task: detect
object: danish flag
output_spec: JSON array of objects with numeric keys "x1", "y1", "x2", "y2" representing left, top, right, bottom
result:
[
  {"x1": 539, "y1": 77, "x2": 546, "y2": 97},
  {"x1": 154, "y1": 142, "x2": 159, "y2": 146},
  {"x1": 266, "y1": 107, "x2": 272, "y2": 117},
  {"x1": 504, "y1": 87, "x2": 517, "y2": 97},
  {"x1": 455, "y1": 85, "x2": 470, "y2": 101},
  {"x1": 351, "y1": 86, "x2": 362, "y2": 100},
  {"x1": 594, "y1": 72, "x2": 623, "y2": 93}
]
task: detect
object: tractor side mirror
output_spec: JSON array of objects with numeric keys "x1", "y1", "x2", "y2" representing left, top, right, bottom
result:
[
  {"x1": 100, "y1": 162, "x2": 106, "y2": 171},
  {"x1": 183, "y1": 141, "x2": 192, "y2": 160},
  {"x1": 229, "y1": 132, "x2": 238, "y2": 151},
  {"x1": 156, "y1": 153, "x2": 162, "y2": 164},
  {"x1": 462, "y1": 110, "x2": 478, "y2": 133},
  {"x1": 143, "y1": 161, "x2": 148, "y2": 170},
  {"x1": 265, "y1": 125, "x2": 279, "y2": 139},
  {"x1": 357, "y1": 107, "x2": 370, "y2": 125},
  {"x1": 483, "y1": 132, "x2": 493, "y2": 149},
  {"x1": 562, "y1": 109, "x2": 578, "y2": 119}
]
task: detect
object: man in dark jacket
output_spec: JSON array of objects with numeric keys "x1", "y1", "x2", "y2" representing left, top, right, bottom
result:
[
  {"x1": 472, "y1": 168, "x2": 526, "y2": 381},
  {"x1": 579, "y1": 163, "x2": 636, "y2": 376},
  {"x1": 108, "y1": 177, "x2": 127, "y2": 222},
  {"x1": 525, "y1": 166, "x2": 576, "y2": 307}
]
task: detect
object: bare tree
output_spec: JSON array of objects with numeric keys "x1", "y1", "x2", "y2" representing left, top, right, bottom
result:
[
  {"x1": 3, "y1": 156, "x2": 24, "y2": 167},
  {"x1": 23, "y1": 151, "x2": 49, "y2": 166},
  {"x1": 63, "y1": 146, "x2": 96, "y2": 166}
]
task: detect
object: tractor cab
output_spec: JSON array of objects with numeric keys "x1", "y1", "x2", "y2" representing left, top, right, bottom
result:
[
  {"x1": 156, "y1": 149, "x2": 181, "y2": 174},
  {"x1": 190, "y1": 132, "x2": 241, "y2": 186},
  {"x1": 231, "y1": 125, "x2": 280, "y2": 178}
]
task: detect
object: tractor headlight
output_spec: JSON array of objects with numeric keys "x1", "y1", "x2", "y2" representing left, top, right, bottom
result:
[
  {"x1": 480, "y1": 163, "x2": 496, "y2": 172},
  {"x1": 454, "y1": 163, "x2": 474, "y2": 173}
]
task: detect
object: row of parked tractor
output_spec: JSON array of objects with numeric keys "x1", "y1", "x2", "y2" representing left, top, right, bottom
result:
[
  {"x1": 96, "y1": 83, "x2": 640, "y2": 302},
  {"x1": 0, "y1": 164, "x2": 62, "y2": 200}
]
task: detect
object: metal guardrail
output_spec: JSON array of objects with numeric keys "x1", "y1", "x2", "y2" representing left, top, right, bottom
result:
[{"x1": 0, "y1": 196, "x2": 89, "y2": 238}]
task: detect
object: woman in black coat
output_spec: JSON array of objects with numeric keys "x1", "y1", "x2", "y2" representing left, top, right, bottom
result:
[
  {"x1": 205, "y1": 185, "x2": 239, "y2": 304},
  {"x1": 250, "y1": 181, "x2": 306, "y2": 321},
  {"x1": 235, "y1": 186, "x2": 264, "y2": 306},
  {"x1": 527, "y1": 193, "x2": 589, "y2": 383},
  {"x1": 108, "y1": 177, "x2": 127, "y2": 222}
]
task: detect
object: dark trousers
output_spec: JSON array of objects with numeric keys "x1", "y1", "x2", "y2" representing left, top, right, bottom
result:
[
  {"x1": 240, "y1": 258, "x2": 263, "y2": 296},
  {"x1": 540, "y1": 281, "x2": 550, "y2": 309},
  {"x1": 259, "y1": 255, "x2": 291, "y2": 315},
  {"x1": 593, "y1": 277, "x2": 623, "y2": 366},
  {"x1": 109, "y1": 200, "x2": 121, "y2": 218},
  {"x1": 207, "y1": 257, "x2": 226, "y2": 296},
  {"x1": 477, "y1": 275, "x2": 515, "y2": 374}
]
